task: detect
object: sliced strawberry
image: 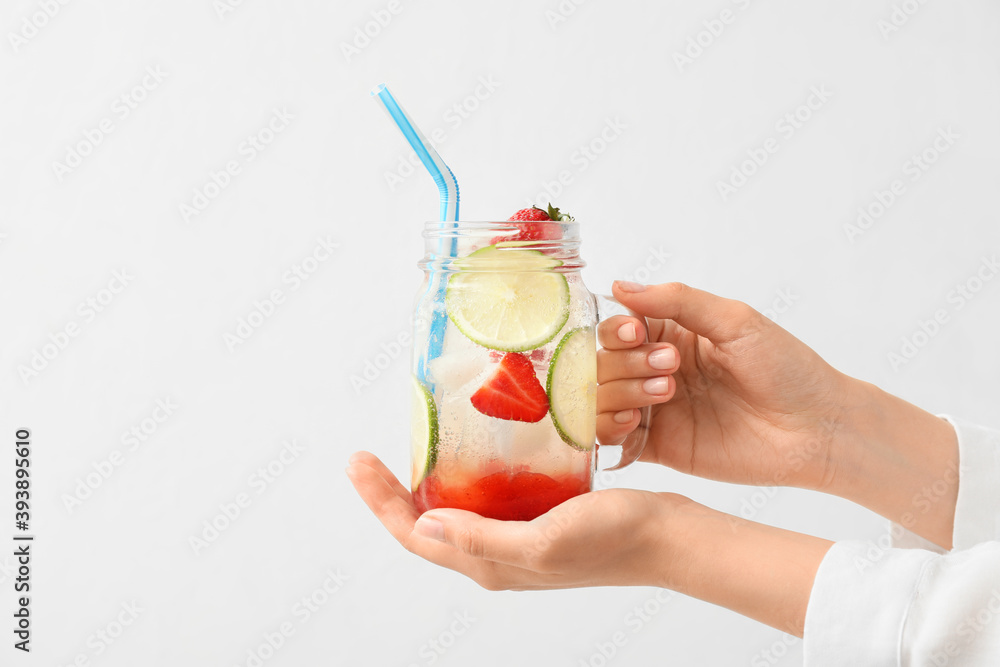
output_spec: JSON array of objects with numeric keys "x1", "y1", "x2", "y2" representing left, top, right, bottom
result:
[
  {"x1": 528, "y1": 348, "x2": 550, "y2": 365},
  {"x1": 471, "y1": 352, "x2": 549, "y2": 423},
  {"x1": 488, "y1": 348, "x2": 549, "y2": 366}
]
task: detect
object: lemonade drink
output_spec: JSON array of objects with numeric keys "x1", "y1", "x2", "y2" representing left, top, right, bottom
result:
[{"x1": 410, "y1": 213, "x2": 598, "y2": 521}]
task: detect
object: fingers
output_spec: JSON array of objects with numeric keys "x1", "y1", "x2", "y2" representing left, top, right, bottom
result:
[
  {"x1": 595, "y1": 320, "x2": 679, "y2": 447},
  {"x1": 597, "y1": 375, "x2": 675, "y2": 413},
  {"x1": 612, "y1": 281, "x2": 760, "y2": 344},
  {"x1": 346, "y1": 458, "x2": 496, "y2": 575},
  {"x1": 597, "y1": 315, "x2": 647, "y2": 350},
  {"x1": 345, "y1": 458, "x2": 421, "y2": 545},
  {"x1": 345, "y1": 454, "x2": 567, "y2": 590},
  {"x1": 596, "y1": 408, "x2": 641, "y2": 446},
  {"x1": 596, "y1": 344, "x2": 678, "y2": 383},
  {"x1": 414, "y1": 508, "x2": 541, "y2": 569},
  {"x1": 348, "y1": 451, "x2": 411, "y2": 502}
]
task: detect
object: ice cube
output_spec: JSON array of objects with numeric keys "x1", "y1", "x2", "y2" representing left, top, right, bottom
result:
[
  {"x1": 427, "y1": 321, "x2": 491, "y2": 393},
  {"x1": 507, "y1": 418, "x2": 557, "y2": 459},
  {"x1": 435, "y1": 394, "x2": 466, "y2": 453},
  {"x1": 462, "y1": 411, "x2": 513, "y2": 455},
  {"x1": 427, "y1": 353, "x2": 483, "y2": 393}
]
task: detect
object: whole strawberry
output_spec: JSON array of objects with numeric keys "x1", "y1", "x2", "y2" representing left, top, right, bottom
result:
[
  {"x1": 507, "y1": 206, "x2": 552, "y2": 222},
  {"x1": 491, "y1": 203, "x2": 573, "y2": 245},
  {"x1": 508, "y1": 204, "x2": 574, "y2": 222}
]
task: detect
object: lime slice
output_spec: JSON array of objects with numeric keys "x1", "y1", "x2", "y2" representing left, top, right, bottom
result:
[
  {"x1": 445, "y1": 245, "x2": 569, "y2": 352},
  {"x1": 410, "y1": 376, "x2": 439, "y2": 488},
  {"x1": 546, "y1": 327, "x2": 597, "y2": 450}
]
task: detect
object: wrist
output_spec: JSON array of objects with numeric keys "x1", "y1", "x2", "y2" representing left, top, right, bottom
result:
[
  {"x1": 654, "y1": 495, "x2": 831, "y2": 636},
  {"x1": 648, "y1": 493, "x2": 701, "y2": 591},
  {"x1": 828, "y1": 378, "x2": 959, "y2": 548},
  {"x1": 826, "y1": 377, "x2": 884, "y2": 498}
]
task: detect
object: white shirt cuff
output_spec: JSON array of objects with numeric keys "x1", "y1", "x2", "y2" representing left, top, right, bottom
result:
[
  {"x1": 888, "y1": 415, "x2": 1000, "y2": 552},
  {"x1": 942, "y1": 415, "x2": 1000, "y2": 549},
  {"x1": 803, "y1": 540, "x2": 937, "y2": 666}
]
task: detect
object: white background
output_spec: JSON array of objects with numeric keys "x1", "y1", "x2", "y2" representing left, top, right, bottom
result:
[{"x1": 2, "y1": 0, "x2": 999, "y2": 665}]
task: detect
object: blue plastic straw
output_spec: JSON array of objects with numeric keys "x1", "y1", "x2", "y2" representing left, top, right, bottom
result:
[{"x1": 371, "y1": 84, "x2": 459, "y2": 386}]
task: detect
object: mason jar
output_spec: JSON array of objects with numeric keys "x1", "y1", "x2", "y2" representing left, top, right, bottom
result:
[{"x1": 409, "y1": 220, "x2": 647, "y2": 520}]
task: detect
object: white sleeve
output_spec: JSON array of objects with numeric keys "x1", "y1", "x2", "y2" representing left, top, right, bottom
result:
[
  {"x1": 890, "y1": 416, "x2": 1000, "y2": 551},
  {"x1": 804, "y1": 417, "x2": 1000, "y2": 666}
]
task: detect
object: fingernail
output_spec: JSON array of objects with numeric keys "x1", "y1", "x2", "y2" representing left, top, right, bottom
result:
[
  {"x1": 415, "y1": 516, "x2": 445, "y2": 541},
  {"x1": 615, "y1": 280, "x2": 646, "y2": 293},
  {"x1": 648, "y1": 348, "x2": 676, "y2": 370},
  {"x1": 618, "y1": 322, "x2": 636, "y2": 343},
  {"x1": 613, "y1": 409, "x2": 635, "y2": 424},
  {"x1": 643, "y1": 376, "x2": 669, "y2": 395}
]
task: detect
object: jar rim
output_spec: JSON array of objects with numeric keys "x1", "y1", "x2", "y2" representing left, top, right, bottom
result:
[
  {"x1": 424, "y1": 220, "x2": 580, "y2": 227},
  {"x1": 419, "y1": 221, "x2": 584, "y2": 271},
  {"x1": 421, "y1": 219, "x2": 581, "y2": 228}
]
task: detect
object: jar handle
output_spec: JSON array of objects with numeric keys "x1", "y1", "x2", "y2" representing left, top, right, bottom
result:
[{"x1": 594, "y1": 294, "x2": 651, "y2": 471}]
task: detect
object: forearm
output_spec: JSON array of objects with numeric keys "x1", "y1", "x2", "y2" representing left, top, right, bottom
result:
[
  {"x1": 657, "y1": 495, "x2": 832, "y2": 637},
  {"x1": 829, "y1": 378, "x2": 959, "y2": 549}
]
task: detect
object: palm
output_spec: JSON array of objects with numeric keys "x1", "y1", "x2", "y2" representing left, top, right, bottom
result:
[
  {"x1": 644, "y1": 320, "x2": 844, "y2": 490},
  {"x1": 346, "y1": 452, "x2": 673, "y2": 591}
]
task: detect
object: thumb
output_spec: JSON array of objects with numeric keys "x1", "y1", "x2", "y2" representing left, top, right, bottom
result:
[
  {"x1": 611, "y1": 281, "x2": 760, "y2": 344},
  {"x1": 414, "y1": 509, "x2": 535, "y2": 566}
]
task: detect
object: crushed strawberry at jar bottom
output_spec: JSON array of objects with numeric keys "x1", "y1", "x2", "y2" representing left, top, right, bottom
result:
[{"x1": 414, "y1": 469, "x2": 591, "y2": 521}]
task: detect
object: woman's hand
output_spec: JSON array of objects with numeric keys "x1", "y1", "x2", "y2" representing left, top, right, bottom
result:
[
  {"x1": 347, "y1": 450, "x2": 832, "y2": 635},
  {"x1": 597, "y1": 281, "x2": 852, "y2": 492},
  {"x1": 345, "y1": 451, "x2": 676, "y2": 590},
  {"x1": 597, "y1": 281, "x2": 959, "y2": 548}
]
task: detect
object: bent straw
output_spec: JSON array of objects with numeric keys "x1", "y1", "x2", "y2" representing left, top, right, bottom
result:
[{"x1": 371, "y1": 84, "x2": 459, "y2": 386}]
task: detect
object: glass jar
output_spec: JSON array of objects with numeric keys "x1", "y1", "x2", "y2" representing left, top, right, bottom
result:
[{"x1": 409, "y1": 220, "x2": 646, "y2": 521}]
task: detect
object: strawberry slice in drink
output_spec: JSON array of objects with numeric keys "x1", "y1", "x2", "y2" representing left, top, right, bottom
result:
[
  {"x1": 487, "y1": 348, "x2": 550, "y2": 366},
  {"x1": 470, "y1": 352, "x2": 549, "y2": 423}
]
